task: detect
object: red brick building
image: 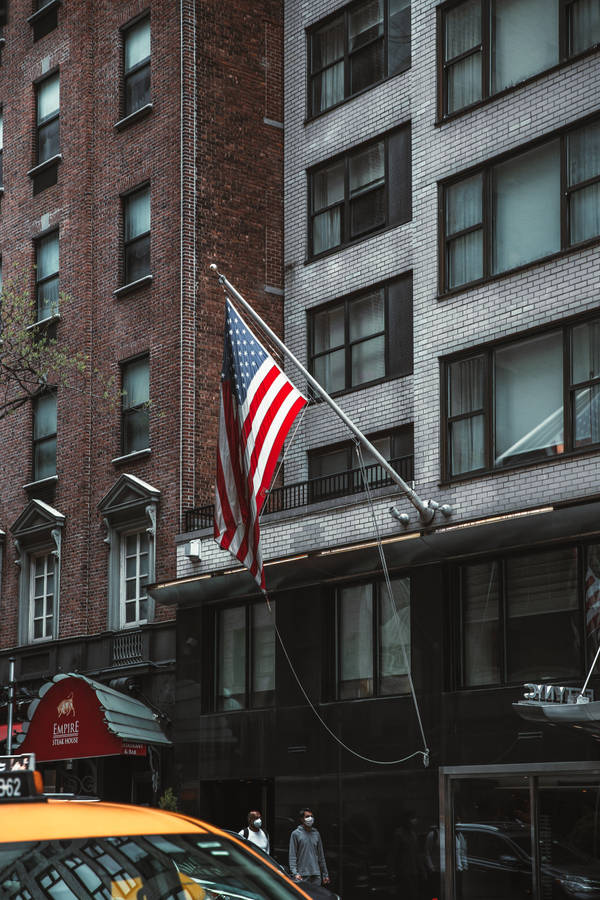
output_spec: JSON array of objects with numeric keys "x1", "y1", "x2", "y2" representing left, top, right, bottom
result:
[{"x1": 0, "y1": 0, "x2": 283, "y2": 801}]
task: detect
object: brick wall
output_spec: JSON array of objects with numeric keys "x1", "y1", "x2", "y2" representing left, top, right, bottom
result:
[{"x1": 0, "y1": 0, "x2": 283, "y2": 649}]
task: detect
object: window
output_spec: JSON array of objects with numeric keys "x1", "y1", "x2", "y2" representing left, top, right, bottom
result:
[
  {"x1": 309, "y1": 0, "x2": 411, "y2": 117},
  {"x1": 309, "y1": 275, "x2": 412, "y2": 394},
  {"x1": 123, "y1": 185, "x2": 150, "y2": 284},
  {"x1": 30, "y1": 0, "x2": 60, "y2": 41},
  {"x1": 123, "y1": 16, "x2": 151, "y2": 117},
  {"x1": 443, "y1": 315, "x2": 600, "y2": 478},
  {"x1": 309, "y1": 126, "x2": 411, "y2": 257},
  {"x1": 309, "y1": 426, "x2": 413, "y2": 501},
  {"x1": 442, "y1": 118, "x2": 600, "y2": 290},
  {"x1": 29, "y1": 551, "x2": 55, "y2": 641},
  {"x1": 11, "y1": 498, "x2": 63, "y2": 646},
  {"x1": 440, "y1": 0, "x2": 600, "y2": 117},
  {"x1": 456, "y1": 546, "x2": 588, "y2": 687},
  {"x1": 33, "y1": 391, "x2": 57, "y2": 481},
  {"x1": 36, "y1": 73, "x2": 59, "y2": 165},
  {"x1": 216, "y1": 601, "x2": 276, "y2": 710},
  {"x1": 121, "y1": 355, "x2": 149, "y2": 455},
  {"x1": 120, "y1": 529, "x2": 149, "y2": 627},
  {"x1": 99, "y1": 473, "x2": 160, "y2": 631},
  {"x1": 35, "y1": 230, "x2": 59, "y2": 320},
  {"x1": 336, "y1": 577, "x2": 410, "y2": 699}
]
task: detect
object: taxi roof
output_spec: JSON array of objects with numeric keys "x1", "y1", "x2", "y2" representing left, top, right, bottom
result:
[{"x1": 1, "y1": 799, "x2": 212, "y2": 843}]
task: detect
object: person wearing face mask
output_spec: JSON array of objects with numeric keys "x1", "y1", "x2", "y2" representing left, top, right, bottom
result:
[
  {"x1": 239, "y1": 810, "x2": 270, "y2": 853},
  {"x1": 288, "y1": 808, "x2": 330, "y2": 885}
]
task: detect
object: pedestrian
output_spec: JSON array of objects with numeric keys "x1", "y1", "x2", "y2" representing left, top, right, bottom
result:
[
  {"x1": 289, "y1": 808, "x2": 330, "y2": 885},
  {"x1": 239, "y1": 810, "x2": 270, "y2": 853}
]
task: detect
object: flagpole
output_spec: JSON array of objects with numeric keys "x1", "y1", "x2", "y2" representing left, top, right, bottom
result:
[{"x1": 210, "y1": 265, "x2": 451, "y2": 526}]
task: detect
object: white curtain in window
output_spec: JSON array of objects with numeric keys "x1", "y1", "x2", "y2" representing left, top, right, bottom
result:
[
  {"x1": 494, "y1": 332, "x2": 563, "y2": 464},
  {"x1": 492, "y1": 0, "x2": 558, "y2": 93},
  {"x1": 379, "y1": 577, "x2": 410, "y2": 681},
  {"x1": 449, "y1": 356, "x2": 483, "y2": 416},
  {"x1": 125, "y1": 19, "x2": 150, "y2": 71},
  {"x1": 252, "y1": 601, "x2": 275, "y2": 696},
  {"x1": 314, "y1": 305, "x2": 344, "y2": 352},
  {"x1": 314, "y1": 348, "x2": 345, "y2": 392},
  {"x1": 340, "y1": 584, "x2": 373, "y2": 686},
  {"x1": 123, "y1": 358, "x2": 149, "y2": 409},
  {"x1": 351, "y1": 336, "x2": 385, "y2": 385},
  {"x1": 314, "y1": 63, "x2": 344, "y2": 112},
  {"x1": 571, "y1": 0, "x2": 600, "y2": 55},
  {"x1": 38, "y1": 74, "x2": 59, "y2": 121},
  {"x1": 350, "y1": 291, "x2": 384, "y2": 340},
  {"x1": 37, "y1": 234, "x2": 59, "y2": 280},
  {"x1": 448, "y1": 356, "x2": 485, "y2": 474},
  {"x1": 447, "y1": 53, "x2": 482, "y2": 114},
  {"x1": 568, "y1": 122, "x2": 600, "y2": 244},
  {"x1": 126, "y1": 189, "x2": 150, "y2": 241},
  {"x1": 493, "y1": 141, "x2": 561, "y2": 273},
  {"x1": 446, "y1": 174, "x2": 483, "y2": 286},
  {"x1": 218, "y1": 607, "x2": 246, "y2": 709},
  {"x1": 445, "y1": 0, "x2": 481, "y2": 60},
  {"x1": 312, "y1": 17, "x2": 344, "y2": 111}
]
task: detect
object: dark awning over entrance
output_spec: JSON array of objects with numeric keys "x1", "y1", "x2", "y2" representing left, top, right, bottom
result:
[
  {"x1": 15, "y1": 673, "x2": 171, "y2": 762},
  {"x1": 513, "y1": 699, "x2": 600, "y2": 736}
]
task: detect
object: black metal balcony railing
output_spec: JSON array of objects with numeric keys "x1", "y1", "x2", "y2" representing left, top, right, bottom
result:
[{"x1": 185, "y1": 454, "x2": 414, "y2": 533}]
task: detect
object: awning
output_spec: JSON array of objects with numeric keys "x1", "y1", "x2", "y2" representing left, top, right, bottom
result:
[
  {"x1": 513, "y1": 700, "x2": 600, "y2": 736},
  {"x1": 0, "y1": 723, "x2": 23, "y2": 742},
  {"x1": 14, "y1": 673, "x2": 171, "y2": 762}
]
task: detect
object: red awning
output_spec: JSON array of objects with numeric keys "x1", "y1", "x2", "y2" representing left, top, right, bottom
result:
[
  {"x1": 15, "y1": 673, "x2": 170, "y2": 762},
  {"x1": 0, "y1": 723, "x2": 23, "y2": 742}
]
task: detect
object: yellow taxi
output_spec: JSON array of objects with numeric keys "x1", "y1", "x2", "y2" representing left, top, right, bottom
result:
[{"x1": 0, "y1": 754, "x2": 313, "y2": 900}]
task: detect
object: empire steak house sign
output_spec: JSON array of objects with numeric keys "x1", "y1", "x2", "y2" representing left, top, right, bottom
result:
[{"x1": 20, "y1": 676, "x2": 147, "y2": 762}]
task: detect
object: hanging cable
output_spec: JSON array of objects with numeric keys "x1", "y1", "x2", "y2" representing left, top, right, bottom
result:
[{"x1": 353, "y1": 441, "x2": 430, "y2": 763}]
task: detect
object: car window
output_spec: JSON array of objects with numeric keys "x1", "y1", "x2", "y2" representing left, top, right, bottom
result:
[{"x1": 0, "y1": 832, "x2": 303, "y2": 900}]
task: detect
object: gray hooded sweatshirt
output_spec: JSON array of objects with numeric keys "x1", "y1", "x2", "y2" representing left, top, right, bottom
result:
[{"x1": 289, "y1": 825, "x2": 329, "y2": 879}]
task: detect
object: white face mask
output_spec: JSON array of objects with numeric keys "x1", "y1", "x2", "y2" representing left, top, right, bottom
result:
[
  {"x1": 253, "y1": 819, "x2": 262, "y2": 829},
  {"x1": 304, "y1": 816, "x2": 314, "y2": 827}
]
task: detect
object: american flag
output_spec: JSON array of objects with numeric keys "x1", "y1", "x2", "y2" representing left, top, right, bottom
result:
[
  {"x1": 586, "y1": 565, "x2": 600, "y2": 646},
  {"x1": 214, "y1": 299, "x2": 307, "y2": 590}
]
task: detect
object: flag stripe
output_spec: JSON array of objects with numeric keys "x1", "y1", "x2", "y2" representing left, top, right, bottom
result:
[{"x1": 214, "y1": 299, "x2": 307, "y2": 590}]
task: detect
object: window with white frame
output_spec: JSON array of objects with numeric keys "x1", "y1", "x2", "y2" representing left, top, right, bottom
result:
[
  {"x1": 30, "y1": 550, "x2": 55, "y2": 641},
  {"x1": 11, "y1": 498, "x2": 63, "y2": 646},
  {"x1": 98, "y1": 473, "x2": 159, "y2": 632},
  {"x1": 120, "y1": 529, "x2": 149, "y2": 627}
]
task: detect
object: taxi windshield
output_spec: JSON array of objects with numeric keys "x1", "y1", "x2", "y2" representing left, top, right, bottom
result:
[{"x1": 0, "y1": 831, "x2": 301, "y2": 900}]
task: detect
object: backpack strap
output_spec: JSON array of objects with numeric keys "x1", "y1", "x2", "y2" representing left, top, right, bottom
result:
[{"x1": 243, "y1": 827, "x2": 249, "y2": 839}]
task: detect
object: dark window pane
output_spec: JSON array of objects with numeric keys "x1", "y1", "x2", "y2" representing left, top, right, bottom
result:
[
  {"x1": 125, "y1": 189, "x2": 150, "y2": 240},
  {"x1": 570, "y1": 0, "x2": 600, "y2": 54},
  {"x1": 38, "y1": 118, "x2": 59, "y2": 163},
  {"x1": 494, "y1": 331, "x2": 563, "y2": 466},
  {"x1": 35, "y1": 436, "x2": 56, "y2": 479},
  {"x1": 572, "y1": 319, "x2": 600, "y2": 384},
  {"x1": 586, "y1": 544, "x2": 600, "y2": 655},
  {"x1": 446, "y1": 174, "x2": 482, "y2": 235},
  {"x1": 567, "y1": 122, "x2": 600, "y2": 244},
  {"x1": 506, "y1": 548, "x2": 579, "y2": 682},
  {"x1": 313, "y1": 348, "x2": 345, "y2": 393},
  {"x1": 34, "y1": 392, "x2": 56, "y2": 440},
  {"x1": 351, "y1": 334, "x2": 385, "y2": 385},
  {"x1": 387, "y1": 0, "x2": 411, "y2": 75},
  {"x1": 447, "y1": 230, "x2": 483, "y2": 288},
  {"x1": 349, "y1": 0, "x2": 383, "y2": 52},
  {"x1": 125, "y1": 234, "x2": 151, "y2": 283},
  {"x1": 574, "y1": 385, "x2": 600, "y2": 446},
  {"x1": 350, "y1": 184, "x2": 385, "y2": 236},
  {"x1": 313, "y1": 160, "x2": 345, "y2": 212},
  {"x1": 123, "y1": 358, "x2": 149, "y2": 409},
  {"x1": 313, "y1": 305, "x2": 345, "y2": 353},
  {"x1": 462, "y1": 561, "x2": 500, "y2": 686},
  {"x1": 123, "y1": 407, "x2": 149, "y2": 453},
  {"x1": 125, "y1": 19, "x2": 150, "y2": 71},
  {"x1": 350, "y1": 39, "x2": 384, "y2": 95},
  {"x1": 387, "y1": 127, "x2": 411, "y2": 226},
  {"x1": 125, "y1": 64, "x2": 151, "y2": 116},
  {"x1": 387, "y1": 276, "x2": 413, "y2": 377}
]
